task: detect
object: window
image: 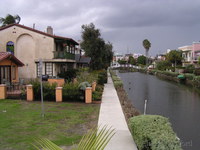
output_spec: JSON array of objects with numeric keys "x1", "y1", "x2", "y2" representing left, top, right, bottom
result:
[
  {"x1": 6, "y1": 41, "x2": 14, "y2": 54},
  {"x1": 45, "y1": 63, "x2": 53, "y2": 76},
  {"x1": 36, "y1": 63, "x2": 41, "y2": 77}
]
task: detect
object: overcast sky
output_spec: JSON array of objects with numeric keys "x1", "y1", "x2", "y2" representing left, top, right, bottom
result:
[{"x1": 1, "y1": 0, "x2": 200, "y2": 56}]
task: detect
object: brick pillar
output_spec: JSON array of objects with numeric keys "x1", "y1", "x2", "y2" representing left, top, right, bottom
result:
[
  {"x1": 85, "y1": 87, "x2": 92, "y2": 104},
  {"x1": 0, "y1": 84, "x2": 7, "y2": 99},
  {"x1": 92, "y1": 81, "x2": 96, "y2": 92},
  {"x1": 56, "y1": 87, "x2": 63, "y2": 102},
  {"x1": 26, "y1": 85, "x2": 34, "y2": 101}
]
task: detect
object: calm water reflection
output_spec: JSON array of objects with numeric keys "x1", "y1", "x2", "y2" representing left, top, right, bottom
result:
[{"x1": 118, "y1": 72, "x2": 200, "y2": 150}]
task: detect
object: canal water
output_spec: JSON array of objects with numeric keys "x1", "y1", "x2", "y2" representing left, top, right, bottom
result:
[{"x1": 118, "y1": 71, "x2": 200, "y2": 150}]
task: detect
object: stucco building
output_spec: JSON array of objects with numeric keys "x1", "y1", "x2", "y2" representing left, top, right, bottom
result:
[
  {"x1": 178, "y1": 42, "x2": 200, "y2": 66},
  {"x1": 0, "y1": 24, "x2": 79, "y2": 80}
]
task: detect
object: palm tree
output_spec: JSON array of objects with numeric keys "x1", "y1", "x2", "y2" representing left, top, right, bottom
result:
[
  {"x1": 0, "y1": 14, "x2": 21, "y2": 27},
  {"x1": 142, "y1": 39, "x2": 151, "y2": 67}
]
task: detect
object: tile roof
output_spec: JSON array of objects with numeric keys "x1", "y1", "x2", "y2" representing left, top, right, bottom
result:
[
  {"x1": 0, "y1": 52, "x2": 24, "y2": 66},
  {"x1": 0, "y1": 24, "x2": 79, "y2": 45}
]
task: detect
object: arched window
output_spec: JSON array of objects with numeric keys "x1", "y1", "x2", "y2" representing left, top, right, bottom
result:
[{"x1": 6, "y1": 41, "x2": 14, "y2": 54}]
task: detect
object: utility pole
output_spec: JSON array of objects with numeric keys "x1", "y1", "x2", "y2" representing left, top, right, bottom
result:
[{"x1": 39, "y1": 59, "x2": 45, "y2": 117}]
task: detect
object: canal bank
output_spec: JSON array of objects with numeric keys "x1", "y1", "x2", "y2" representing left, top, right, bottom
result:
[{"x1": 118, "y1": 71, "x2": 200, "y2": 150}]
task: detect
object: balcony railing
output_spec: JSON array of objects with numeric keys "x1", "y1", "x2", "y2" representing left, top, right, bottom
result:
[{"x1": 53, "y1": 51, "x2": 75, "y2": 60}]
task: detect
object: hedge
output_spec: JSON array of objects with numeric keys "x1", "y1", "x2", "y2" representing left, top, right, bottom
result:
[{"x1": 129, "y1": 115, "x2": 182, "y2": 150}]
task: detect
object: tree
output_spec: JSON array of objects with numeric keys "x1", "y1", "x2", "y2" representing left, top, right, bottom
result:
[
  {"x1": 156, "y1": 60, "x2": 172, "y2": 71},
  {"x1": 81, "y1": 23, "x2": 113, "y2": 70},
  {"x1": 166, "y1": 50, "x2": 182, "y2": 68},
  {"x1": 137, "y1": 55, "x2": 146, "y2": 65},
  {"x1": 142, "y1": 39, "x2": 151, "y2": 66},
  {"x1": 128, "y1": 56, "x2": 136, "y2": 65},
  {"x1": 0, "y1": 14, "x2": 21, "y2": 27}
]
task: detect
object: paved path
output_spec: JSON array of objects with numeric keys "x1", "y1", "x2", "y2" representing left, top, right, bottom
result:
[{"x1": 98, "y1": 73, "x2": 138, "y2": 150}]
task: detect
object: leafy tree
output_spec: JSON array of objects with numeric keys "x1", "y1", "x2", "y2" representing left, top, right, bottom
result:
[
  {"x1": 118, "y1": 59, "x2": 127, "y2": 64},
  {"x1": 166, "y1": 50, "x2": 182, "y2": 68},
  {"x1": 137, "y1": 55, "x2": 146, "y2": 65},
  {"x1": 156, "y1": 60, "x2": 172, "y2": 71},
  {"x1": 0, "y1": 14, "x2": 21, "y2": 27},
  {"x1": 128, "y1": 56, "x2": 136, "y2": 65},
  {"x1": 198, "y1": 57, "x2": 200, "y2": 65},
  {"x1": 81, "y1": 23, "x2": 113, "y2": 70},
  {"x1": 142, "y1": 39, "x2": 151, "y2": 66}
]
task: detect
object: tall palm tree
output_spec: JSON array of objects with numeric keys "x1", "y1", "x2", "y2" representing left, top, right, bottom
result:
[
  {"x1": 0, "y1": 14, "x2": 21, "y2": 27},
  {"x1": 142, "y1": 39, "x2": 151, "y2": 67}
]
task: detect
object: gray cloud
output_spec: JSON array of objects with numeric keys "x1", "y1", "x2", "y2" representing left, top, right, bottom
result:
[{"x1": 1, "y1": 0, "x2": 200, "y2": 56}]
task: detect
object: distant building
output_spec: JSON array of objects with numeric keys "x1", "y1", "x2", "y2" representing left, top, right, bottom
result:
[{"x1": 178, "y1": 42, "x2": 200, "y2": 66}]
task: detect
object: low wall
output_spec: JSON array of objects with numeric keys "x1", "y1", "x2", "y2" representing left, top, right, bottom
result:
[{"x1": 48, "y1": 78, "x2": 65, "y2": 87}]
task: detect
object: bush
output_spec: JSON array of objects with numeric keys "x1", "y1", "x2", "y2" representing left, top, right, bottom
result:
[
  {"x1": 63, "y1": 83, "x2": 84, "y2": 101},
  {"x1": 184, "y1": 73, "x2": 195, "y2": 80},
  {"x1": 194, "y1": 68, "x2": 200, "y2": 76},
  {"x1": 29, "y1": 79, "x2": 56, "y2": 101},
  {"x1": 58, "y1": 69, "x2": 78, "y2": 82},
  {"x1": 156, "y1": 60, "x2": 171, "y2": 71},
  {"x1": 129, "y1": 115, "x2": 182, "y2": 150},
  {"x1": 98, "y1": 70, "x2": 107, "y2": 85},
  {"x1": 110, "y1": 70, "x2": 123, "y2": 89},
  {"x1": 184, "y1": 64, "x2": 195, "y2": 74}
]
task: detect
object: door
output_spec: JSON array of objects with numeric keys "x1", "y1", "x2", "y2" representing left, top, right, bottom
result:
[{"x1": 0, "y1": 66, "x2": 11, "y2": 84}]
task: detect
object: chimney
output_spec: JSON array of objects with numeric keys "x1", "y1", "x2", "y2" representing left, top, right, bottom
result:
[{"x1": 47, "y1": 26, "x2": 53, "y2": 35}]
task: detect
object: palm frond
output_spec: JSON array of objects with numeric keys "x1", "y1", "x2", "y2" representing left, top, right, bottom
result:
[{"x1": 32, "y1": 125, "x2": 115, "y2": 150}]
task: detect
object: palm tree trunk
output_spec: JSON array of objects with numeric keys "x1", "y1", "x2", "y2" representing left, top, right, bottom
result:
[{"x1": 146, "y1": 50, "x2": 148, "y2": 67}]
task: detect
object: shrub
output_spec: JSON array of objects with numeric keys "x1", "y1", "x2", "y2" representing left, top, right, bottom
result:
[
  {"x1": 98, "y1": 70, "x2": 107, "y2": 85},
  {"x1": 29, "y1": 79, "x2": 56, "y2": 101},
  {"x1": 129, "y1": 115, "x2": 182, "y2": 150},
  {"x1": 184, "y1": 64, "x2": 195, "y2": 74},
  {"x1": 184, "y1": 73, "x2": 195, "y2": 80},
  {"x1": 194, "y1": 68, "x2": 200, "y2": 76},
  {"x1": 57, "y1": 69, "x2": 78, "y2": 82},
  {"x1": 63, "y1": 83, "x2": 84, "y2": 101},
  {"x1": 92, "y1": 91, "x2": 102, "y2": 101},
  {"x1": 156, "y1": 60, "x2": 171, "y2": 71},
  {"x1": 78, "y1": 81, "x2": 91, "y2": 91}
]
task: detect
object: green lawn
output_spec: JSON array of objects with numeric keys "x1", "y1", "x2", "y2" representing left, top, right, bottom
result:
[{"x1": 0, "y1": 99, "x2": 100, "y2": 150}]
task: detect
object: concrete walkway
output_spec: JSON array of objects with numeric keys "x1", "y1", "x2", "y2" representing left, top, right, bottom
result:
[{"x1": 98, "y1": 73, "x2": 138, "y2": 150}]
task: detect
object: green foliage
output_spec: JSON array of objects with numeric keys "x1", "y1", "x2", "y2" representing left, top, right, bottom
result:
[
  {"x1": 29, "y1": 79, "x2": 56, "y2": 101},
  {"x1": 97, "y1": 70, "x2": 107, "y2": 85},
  {"x1": 156, "y1": 60, "x2": 171, "y2": 71},
  {"x1": 118, "y1": 59, "x2": 127, "y2": 64},
  {"x1": 58, "y1": 69, "x2": 78, "y2": 82},
  {"x1": 157, "y1": 70, "x2": 179, "y2": 77},
  {"x1": 110, "y1": 70, "x2": 123, "y2": 89},
  {"x1": 128, "y1": 56, "x2": 136, "y2": 65},
  {"x1": 63, "y1": 83, "x2": 83, "y2": 101},
  {"x1": 0, "y1": 14, "x2": 21, "y2": 27},
  {"x1": 92, "y1": 85, "x2": 103, "y2": 101},
  {"x1": 137, "y1": 55, "x2": 147, "y2": 65},
  {"x1": 81, "y1": 23, "x2": 113, "y2": 70},
  {"x1": 33, "y1": 125, "x2": 115, "y2": 150},
  {"x1": 166, "y1": 50, "x2": 182, "y2": 66},
  {"x1": 184, "y1": 73, "x2": 195, "y2": 80},
  {"x1": 184, "y1": 64, "x2": 195, "y2": 73},
  {"x1": 78, "y1": 82, "x2": 91, "y2": 91},
  {"x1": 129, "y1": 115, "x2": 182, "y2": 150},
  {"x1": 193, "y1": 76, "x2": 200, "y2": 87},
  {"x1": 194, "y1": 68, "x2": 200, "y2": 76},
  {"x1": 143, "y1": 39, "x2": 151, "y2": 52}
]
